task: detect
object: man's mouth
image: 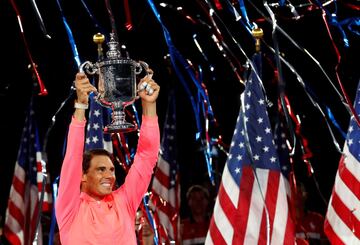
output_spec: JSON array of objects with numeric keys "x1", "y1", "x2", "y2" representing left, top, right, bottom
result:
[{"x1": 101, "y1": 183, "x2": 112, "y2": 187}]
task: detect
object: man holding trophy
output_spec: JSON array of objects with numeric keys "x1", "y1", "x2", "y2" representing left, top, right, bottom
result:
[{"x1": 55, "y1": 68, "x2": 160, "y2": 244}]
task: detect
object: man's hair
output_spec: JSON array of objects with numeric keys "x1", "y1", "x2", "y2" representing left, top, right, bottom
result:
[
  {"x1": 186, "y1": 184, "x2": 210, "y2": 201},
  {"x1": 82, "y1": 148, "x2": 113, "y2": 174}
]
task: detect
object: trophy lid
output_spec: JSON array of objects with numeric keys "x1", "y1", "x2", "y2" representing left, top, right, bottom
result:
[{"x1": 106, "y1": 33, "x2": 121, "y2": 59}]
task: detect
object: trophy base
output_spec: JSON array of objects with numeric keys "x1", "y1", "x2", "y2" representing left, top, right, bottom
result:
[{"x1": 104, "y1": 122, "x2": 137, "y2": 133}]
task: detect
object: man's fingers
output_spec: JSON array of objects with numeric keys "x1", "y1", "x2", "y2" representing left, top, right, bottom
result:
[
  {"x1": 138, "y1": 80, "x2": 159, "y2": 96},
  {"x1": 76, "y1": 72, "x2": 86, "y2": 80}
]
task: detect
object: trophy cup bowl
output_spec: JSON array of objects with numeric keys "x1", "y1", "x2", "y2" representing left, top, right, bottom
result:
[{"x1": 80, "y1": 33, "x2": 149, "y2": 133}]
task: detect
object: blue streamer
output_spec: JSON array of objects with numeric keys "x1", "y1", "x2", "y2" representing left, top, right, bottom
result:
[
  {"x1": 326, "y1": 106, "x2": 347, "y2": 138},
  {"x1": 142, "y1": 195, "x2": 159, "y2": 245},
  {"x1": 237, "y1": 0, "x2": 255, "y2": 30},
  {"x1": 147, "y1": 0, "x2": 215, "y2": 184},
  {"x1": 220, "y1": 0, "x2": 254, "y2": 36},
  {"x1": 146, "y1": 2, "x2": 202, "y2": 133},
  {"x1": 55, "y1": 0, "x2": 81, "y2": 68},
  {"x1": 314, "y1": 0, "x2": 350, "y2": 47},
  {"x1": 80, "y1": 0, "x2": 108, "y2": 40},
  {"x1": 339, "y1": 17, "x2": 360, "y2": 36},
  {"x1": 131, "y1": 104, "x2": 141, "y2": 128},
  {"x1": 48, "y1": 176, "x2": 60, "y2": 245},
  {"x1": 329, "y1": 14, "x2": 350, "y2": 47}
]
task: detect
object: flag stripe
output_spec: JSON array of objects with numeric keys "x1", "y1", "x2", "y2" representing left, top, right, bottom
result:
[
  {"x1": 259, "y1": 171, "x2": 279, "y2": 244},
  {"x1": 8, "y1": 187, "x2": 25, "y2": 216},
  {"x1": 324, "y1": 218, "x2": 346, "y2": 245},
  {"x1": 222, "y1": 164, "x2": 239, "y2": 207},
  {"x1": 326, "y1": 198, "x2": 360, "y2": 243},
  {"x1": 156, "y1": 156, "x2": 170, "y2": 174},
  {"x1": 331, "y1": 192, "x2": 360, "y2": 238},
  {"x1": 3, "y1": 221, "x2": 23, "y2": 245},
  {"x1": 335, "y1": 164, "x2": 360, "y2": 221},
  {"x1": 244, "y1": 169, "x2": 269, "y2": 244},
  {"x1": 343, "y1": 145, "x2": 360, "y2": 182},
  {"x1": 13, "y1": 175, "x2": 26, "y2": 198},
  {"x1": 7, "y1": 201, "x2": 24, "y2": 229},
  {"x1": 218, "y1": 184, "x2": 237, "y2": 227},
  {"x1": 208, "y1": 215, "x2": 227, "y2": 245},
  {"x1": 154, "y1": 167, "x2": 171, "y2": 189},
  {"x1": 152, "y1": 175, "x2": 172, "y2": 204},
  {"x1": 236, "y1": 166, "x2": 254, "y2": 244},
  {"x1": 283, "y1": 211, "x2": 296, "y2": 245},
  {"x1": 339, "y1": 157, "x2": 360, "y2": 201},
  {"x1": 271, "y1": 175, "x2": 289, "y2": 244},
  {"x1": 212, "y1": 194, "x2": 233, "y2": 244}
]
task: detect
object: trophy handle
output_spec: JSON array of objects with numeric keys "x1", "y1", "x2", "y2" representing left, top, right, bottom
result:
[
  {"x1": 79, "y1": 61, "x2": 99, "y2": 75},
  {"x1": 78, "y1": 61, "x2": 108, "y2": 107},
  {"x1": 135, "y1": 61, "x2": 149, "y2": 76}
]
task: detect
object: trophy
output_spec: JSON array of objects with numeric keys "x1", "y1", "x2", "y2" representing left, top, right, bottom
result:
[{"x1": 80, "y1": 33, "x2": 149, "y2": 133}]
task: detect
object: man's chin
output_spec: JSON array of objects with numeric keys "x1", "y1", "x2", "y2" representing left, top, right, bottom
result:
[{"x1": 101, "y1": 187, "x2": 113, "y2": 195}]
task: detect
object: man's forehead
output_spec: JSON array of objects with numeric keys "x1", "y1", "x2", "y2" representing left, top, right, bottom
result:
[{"x1": 90, "y1": 155, "x2": 114, "y2": 167}]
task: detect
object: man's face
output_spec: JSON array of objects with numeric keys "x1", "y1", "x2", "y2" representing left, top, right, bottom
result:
[{"x1": 81, "y1": 155, "x2": 115, "y2": 200}]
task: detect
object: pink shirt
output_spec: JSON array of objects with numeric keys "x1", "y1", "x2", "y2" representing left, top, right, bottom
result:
[{"x1": 56, "y1": 116, "x2": 160, "y2": 244}]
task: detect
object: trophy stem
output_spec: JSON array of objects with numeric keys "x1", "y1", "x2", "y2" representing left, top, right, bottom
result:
[{"x1": 104, "y1": 102, "x2": 137, "y2": 133}]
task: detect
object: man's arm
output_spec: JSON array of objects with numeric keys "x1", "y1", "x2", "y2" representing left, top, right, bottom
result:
[
  {"x1": 116, "y1": 71, "x2": 160, "y2": 214},
  {"x1": 55, "y1": 73, "x2": 96, "y2": 231},
  {"x1": 55, "y1": 117, "x2": 85, "y2": 230}
]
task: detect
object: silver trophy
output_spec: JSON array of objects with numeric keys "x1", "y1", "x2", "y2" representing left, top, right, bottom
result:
[{"x1": 80, "y1": 33, "x2": 149, "y2": 133}]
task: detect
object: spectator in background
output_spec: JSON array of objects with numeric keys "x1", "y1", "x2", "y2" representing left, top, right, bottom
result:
[
  {"x1": 181, "y1": 185, "x2": 211, "y2": 245},
  {"x1": 295, "y1": 182, "x2": 329, "y2": 245},
  {"x1": 135, "y1": 209, "x2": 155, "y2": 245}
]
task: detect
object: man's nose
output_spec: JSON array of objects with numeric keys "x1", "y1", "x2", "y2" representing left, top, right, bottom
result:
[{"x1": 103, "y1": 170, "x2": 115, "y2": 178}]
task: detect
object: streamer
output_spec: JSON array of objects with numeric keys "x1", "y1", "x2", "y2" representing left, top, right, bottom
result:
[{"x1": 10, "y1": 0, "x2": 47, "y2": 96}]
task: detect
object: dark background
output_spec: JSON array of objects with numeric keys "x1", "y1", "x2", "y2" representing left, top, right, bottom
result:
[{"x1": 0, "y1": 0, "x2": 359, "y2": 235}]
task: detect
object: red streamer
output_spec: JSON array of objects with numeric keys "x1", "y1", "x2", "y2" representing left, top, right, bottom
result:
[
  {"x1": 10, "y1": 0, "x2": 47, "y2": 96},
  {"x1": 124, "y1": 0, "x2": 133, "y2": 31},
  {"x1": 318, "y1": 7, "x2": 360, "y2": 128},
  {"x1": 111, "y1": 134, "x2": 130, "y2": 173},
  {"x1": 281, "y1": 95, "x2": 314, "y2": 176},
  {"x1": 213, "y1": 0, "x2": 223, "y2": 10}
]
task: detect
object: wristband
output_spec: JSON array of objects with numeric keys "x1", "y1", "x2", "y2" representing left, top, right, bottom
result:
[{"x1": 74, "y1": 102, "x2": 89, "y2": 110}]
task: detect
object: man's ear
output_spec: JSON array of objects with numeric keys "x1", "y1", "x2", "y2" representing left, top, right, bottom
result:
[{"x1": 81, "y1": 173, "x2": 87, "y2": 182}]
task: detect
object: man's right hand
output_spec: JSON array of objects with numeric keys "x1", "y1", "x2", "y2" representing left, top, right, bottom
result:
[{"x1": 75, "y1": 72, "x2": 97, "y2": 104}]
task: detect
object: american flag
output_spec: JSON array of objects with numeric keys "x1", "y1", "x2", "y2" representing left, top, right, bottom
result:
[
  {"x1": 324, "y1": 81, "x2": 360, "y2": 244},
  {"x1": 4, "y1": 102, "x2": 52, "y2": 245},
  {"x1": 206, "y1": 53, "x2": 295, "y2": 244},
  {"x1": 85, "y1": 93, "x2": 113, "y2": 152},
  {"x1": 150, "y1": 93, "x2": 180, "y2": 243}
]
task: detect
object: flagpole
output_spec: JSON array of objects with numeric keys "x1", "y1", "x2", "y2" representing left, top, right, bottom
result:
[
  {"x1": 251, "y1": 27, "x2": 271, "y2": 245},
  {"x1": 28, "y1": 64, "x2": 48, "y2": 245}
]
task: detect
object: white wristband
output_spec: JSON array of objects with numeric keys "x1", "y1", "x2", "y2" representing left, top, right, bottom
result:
[{"x1": 74, "y1": 102, "x2": 89, "y2": 110}]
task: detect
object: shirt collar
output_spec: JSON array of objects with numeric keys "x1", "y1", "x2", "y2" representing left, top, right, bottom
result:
[{"x1": 80, "y1": 191, "x2": 114, "y2": 204}]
